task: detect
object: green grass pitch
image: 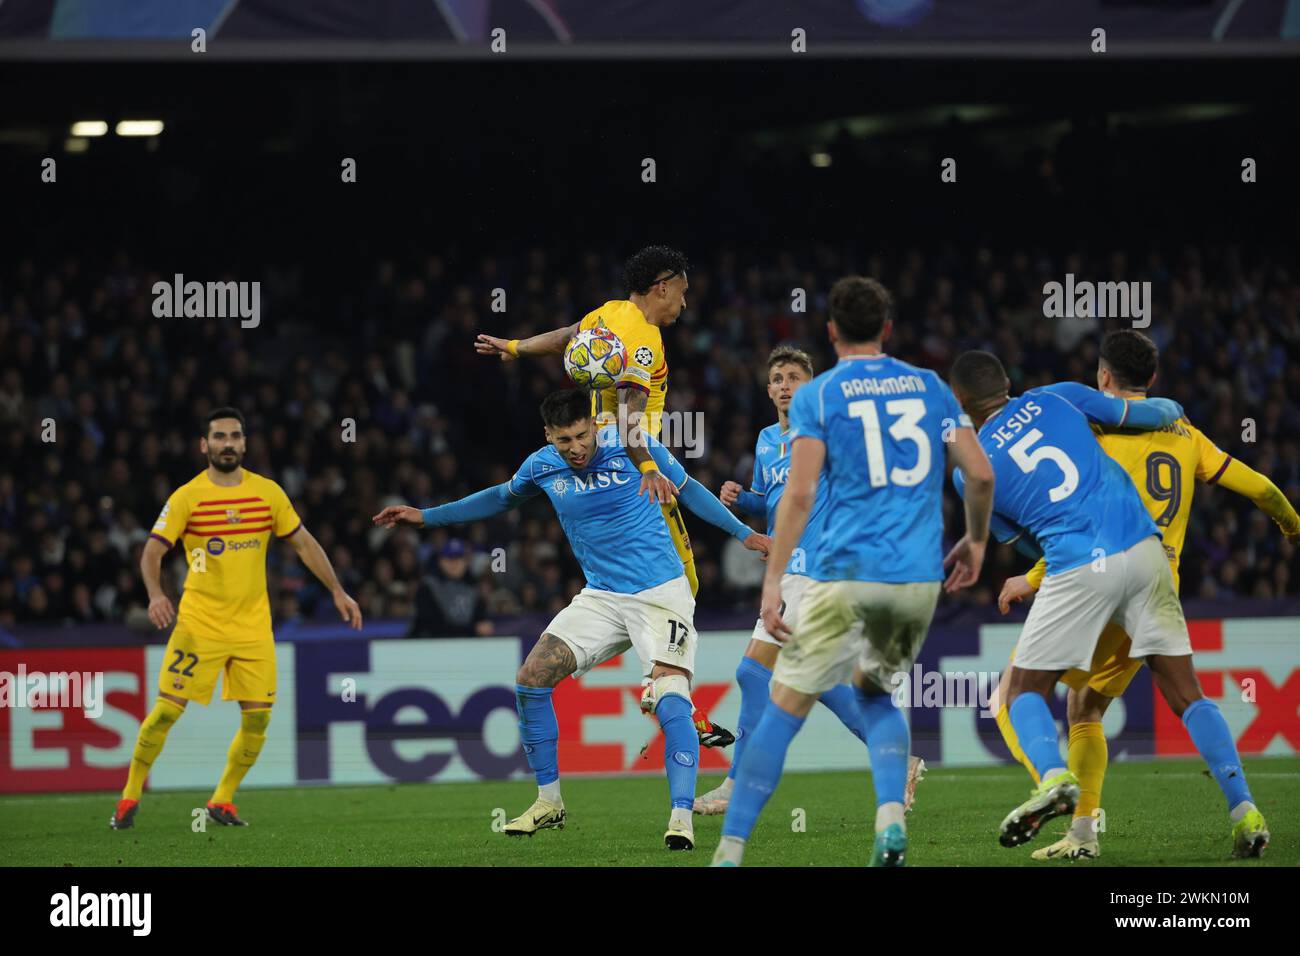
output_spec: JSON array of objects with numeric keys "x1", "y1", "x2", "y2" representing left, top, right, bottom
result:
[{"x1": 5, "y1": 757, "x2": 1295, "y2": 867}]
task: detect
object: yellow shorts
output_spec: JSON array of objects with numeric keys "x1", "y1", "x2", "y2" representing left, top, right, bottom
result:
[
  {"x1": 1060, "y1": 620, "x2": 1143, "y2": 698},
  {"x1": 1020, "y1": 568, "x2": 1178, "y2": 699},
  {"x1": 661, "y1": 499, "x2": 699, "y2": 597},
  {"x1": 158, "y1": 623, "x2": 277, "y2": 706}
]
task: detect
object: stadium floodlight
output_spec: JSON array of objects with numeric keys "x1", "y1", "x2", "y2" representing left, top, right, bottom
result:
[
  {"x1": 70, "y1": 121, "x2": 108, "y2": 137},
  {"x1": 115, "y1": 120, "x2": 165, "y2": 137},
  {"x1": 810, "y1": 152, "x2": 832, "y2": 168}
]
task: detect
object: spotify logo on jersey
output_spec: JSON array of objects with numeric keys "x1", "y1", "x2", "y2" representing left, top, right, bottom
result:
[{"x1": 206, "y1": 537, "x2": 261, "y2": 555}]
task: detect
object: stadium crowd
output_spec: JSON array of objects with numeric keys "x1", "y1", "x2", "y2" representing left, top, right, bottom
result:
[{"x1": 2, "y1": 241, "x2": 1298, "y2": 634}]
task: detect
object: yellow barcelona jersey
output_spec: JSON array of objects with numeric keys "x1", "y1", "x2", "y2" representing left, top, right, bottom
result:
[
  {"x1": 1092, "y1": 412, "x2": 1230, "y2": 574},
  {"x1": 150, "y1": 469, "x2": 302, "y2": 642},
  {"x1": 579, "y1": 299, "x2": 668, "y2": 437}
]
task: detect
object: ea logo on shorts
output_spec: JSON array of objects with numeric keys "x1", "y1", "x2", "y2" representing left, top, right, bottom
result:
[{"x1": 207, "y1": 537, "x2": 226, "y2": 555}]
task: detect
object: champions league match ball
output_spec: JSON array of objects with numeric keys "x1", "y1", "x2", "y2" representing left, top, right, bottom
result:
[{"x1": 563, "y1": 327, "x2": 628, "y2": 391}]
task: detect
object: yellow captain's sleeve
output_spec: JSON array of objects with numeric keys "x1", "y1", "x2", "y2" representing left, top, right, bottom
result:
[
  {"x1": 1025, "y1": 557, "x2": 1047, "y2": 591},
  {"x1": 150, "y1": 487, "x2": 192, "y2": 549}
]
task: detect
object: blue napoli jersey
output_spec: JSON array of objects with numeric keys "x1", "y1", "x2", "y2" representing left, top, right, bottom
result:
[
  {"x1": 507, "y1": 425, "x2": 687, "y2": 594},
  {"x1": 787, "y1": 354, "x2": 971, "y2": 584},
  {"x1": 751, "y1": 422, "x2": 831, "y2": 575},
  {"x1": 968, "y1": 383, "x2": 1158, "y2": 574}
]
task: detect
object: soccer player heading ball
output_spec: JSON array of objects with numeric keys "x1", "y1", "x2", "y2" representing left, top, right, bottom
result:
[
  {"x1": 476, "y1": 245, "x2": 735, "y2": 748},
  {"x1": 373, "y1": 389, "x2": 770, "y2": 850}
]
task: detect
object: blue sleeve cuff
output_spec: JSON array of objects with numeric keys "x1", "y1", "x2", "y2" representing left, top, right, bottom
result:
[
  {"x1": 735, "y1": 490, "x2": 766, "y2": 517},
  {"x1": 1124, "y1": 397, "x2": 1183, "y2": 430}
]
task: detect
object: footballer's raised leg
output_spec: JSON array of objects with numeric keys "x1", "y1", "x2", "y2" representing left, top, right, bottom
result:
[{"x1": 504, "y1": 634, "x2": 575, "y2": 836}]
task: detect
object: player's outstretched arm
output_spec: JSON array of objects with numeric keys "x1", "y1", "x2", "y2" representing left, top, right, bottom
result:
[
  {"x1": 943, "y1": 427, "x2": 994, "y2": 592},
  {"x1": 1041, "y1": 381, "x2": 1182, "y2": 430},
  {"x1": 475, "y1": 321, "x2": 579, "y2": 362},
  {"x1": 139, "y1": 536, "x2": 176, "y2": 630},
  {"x1": 288, "y1": 526, "x2": 363, "y2": 630},
  {"x1": 1215, "y1": 458, "x2": 1300, "y2": 543},
  {"x1": 372, "y1": 482, "x2": 527, "y2": 531},
  {"x1": 678, "y1": 477, "x2": 769, "y2": 553}
]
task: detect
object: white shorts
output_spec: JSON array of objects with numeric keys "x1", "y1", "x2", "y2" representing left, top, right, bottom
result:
[
  {"x1": 1015, "y1": 535, "x2": 1191, "y2": 672},
  {"x1": 750, "y1": 573, "x2": 813, "y2": 646},
  {"x1": 544, "y1": 575, "x2": 697, "y2": 678},
  {"x1": 772, "y1": 578, "x2": 941, "y2": 697}
]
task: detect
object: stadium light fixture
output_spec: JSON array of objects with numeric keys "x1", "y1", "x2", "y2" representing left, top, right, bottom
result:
[
  {"x1": 810, "y1": 152, "x2": 832, "y2": 168},
  {"x1": 70, "y1": 121, "x2": 108, "y2": 137},
  {"x1": 115, "y1": 120, "x2": 165, "y2": 137}
]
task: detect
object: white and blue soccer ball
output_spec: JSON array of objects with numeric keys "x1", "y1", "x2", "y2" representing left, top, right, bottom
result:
[{"x1": 563, "y1": 327, "x2": 628, "y2": 391}]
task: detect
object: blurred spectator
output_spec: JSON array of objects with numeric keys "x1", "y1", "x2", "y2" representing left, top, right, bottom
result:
[
  {"x1": 409, "y1": 539, "x2": 492, "y2": 638},
  {"x1": 2, "y1": 238, "x2": 1299, "y2": 635}
]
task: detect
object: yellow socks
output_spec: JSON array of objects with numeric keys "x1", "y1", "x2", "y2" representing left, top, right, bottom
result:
[
  {"x1": 1069, "y1": 721, "x2": 1108, "y2": 821},
  {"x1": 123, "y1": 697, "x2": 185, "y2": 801},
  {"x1": 995, "y1": 701, "x2": 1040, "y2": 785},
  {"x1": 211, "y1": 708, "x2": 272, "y2": 805}
]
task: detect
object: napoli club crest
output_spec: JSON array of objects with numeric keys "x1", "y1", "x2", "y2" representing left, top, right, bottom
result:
[{"x1": 551, "y1": 478, "x2": 568, "y2": 496}]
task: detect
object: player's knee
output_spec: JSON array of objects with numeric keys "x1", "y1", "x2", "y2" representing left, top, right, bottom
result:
[
  {"x1": 154, "y1": 696, "x2": 185, "y2": 726},
  {"x1": 1067, "y1": 688, "x2": 1108, "y2": 725},
  {"x1": 242, "y1": 707, "x2": 272, "y2": 734},
  {"x1": 640, "y1": 673, "x2": 692, "y2": 714},
  {"x1": 516, "y1": 659, "x2": 559, "y2": 689}
]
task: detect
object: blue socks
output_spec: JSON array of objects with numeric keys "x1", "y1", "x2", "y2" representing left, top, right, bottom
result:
[
  {"x1": 722, "y1": 703, "x2": 804, "y2": 839},
  {"x1": 731, "y1": 657, "x2": 870, "y2": 785},
  {"x1": 820, "y1": 683, "x2": 869, "y2": 743},
  {"x1": 1008, "y1": 692, "x2": 1065, "y2": 781},
  {"x1": 655, "y1": 693, "x2": 699, "y2": 810},
  {"x1": 515, "y1": 684, "x2": 559, "y2": 786},
  {"x1": 853, "y1": 688, "x2": 910, "y2": 806},
  {"x1": 1182, "y1": 698, "x2": 1253, "y2": 811},
  {"x1": 729, "y1": 657, "x2": 774, "y2": 780}
]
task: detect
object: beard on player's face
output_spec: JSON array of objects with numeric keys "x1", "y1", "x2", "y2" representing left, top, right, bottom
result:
[{"x1": 208, "y1": 446, "x2": 243, "y2": 472}]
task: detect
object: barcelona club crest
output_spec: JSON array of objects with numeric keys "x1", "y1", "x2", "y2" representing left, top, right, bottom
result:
[{"x1": 225, "y1": 508, "x2": 242, "y2": 523}]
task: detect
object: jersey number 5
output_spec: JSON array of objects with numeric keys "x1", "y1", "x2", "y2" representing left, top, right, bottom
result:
[
  {"x1": 1009, "y1": 429, "x2": 1079, "y2": 503},
  {"x1": 849, "y1": 398, "x2": 931, "y2": 488}
]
